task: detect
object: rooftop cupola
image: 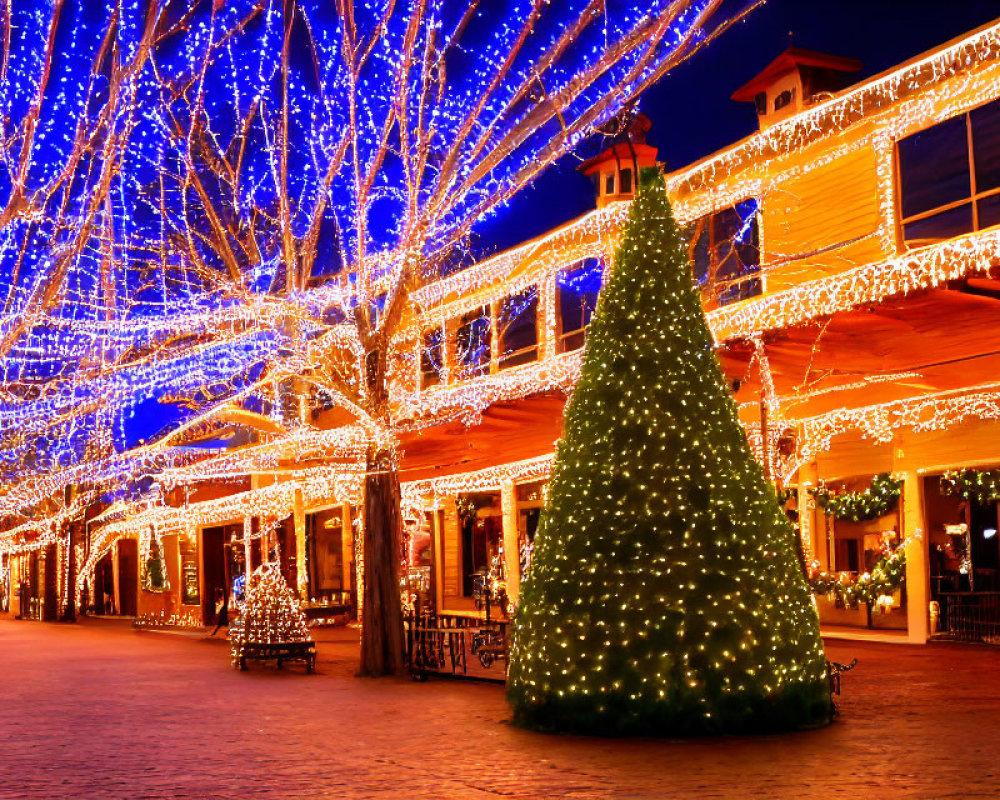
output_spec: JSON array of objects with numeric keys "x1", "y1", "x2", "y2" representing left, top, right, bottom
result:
[
  {"x1": 578, "y1": 112, "x2": 659, "y2": 208},
  {"x1": 732, "y1": 48, "x2": 861, "y2": 129}
]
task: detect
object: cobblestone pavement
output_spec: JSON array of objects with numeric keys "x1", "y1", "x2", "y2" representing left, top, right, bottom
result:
[{"x1": 1, "y1": 617, "x2": 998, "y2": 800}]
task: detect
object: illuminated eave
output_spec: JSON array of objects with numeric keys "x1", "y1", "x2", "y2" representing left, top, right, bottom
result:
[
  {"x1": 707, "y1": 227, "x2": 1000, "y2": 343},
  {"x1": 667, "y1": 18, "x2": 1000, "y2": 200}
]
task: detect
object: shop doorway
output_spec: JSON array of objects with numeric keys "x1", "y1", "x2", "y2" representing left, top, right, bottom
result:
[
  {"x1": 43, "y1": 544, "x2": 59, "y2": 621},
  {"x1": 925, "y1": 474, "x2": 1000, "y2": 641},
  {"x1": 201, "y1": 523, "x2": 243, "y2": 625},
  {"x1": 306, "y1": 507, "x2": 345, "y2": 601},
  {"x1": 94, "y1": 551, "x2": 115, "y2": 615},
  {"x1": 458, "y1": 492, "x2": 502, "y2": 597},
  {"x1": 968, "y1": 500, "x2": 1000, "y2": 591},
  {"x1": 117, "y1": 539, "x2": 138, "y2": 617}
]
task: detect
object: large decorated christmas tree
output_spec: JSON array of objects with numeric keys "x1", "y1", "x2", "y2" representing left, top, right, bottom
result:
[{"x1": 507, "y1": 182, "x2": 831, "y2": 735}]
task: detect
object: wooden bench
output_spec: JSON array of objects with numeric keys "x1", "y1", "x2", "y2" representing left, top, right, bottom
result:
[{"x1": 239, "y1": 640, "x2": 317, "y2": 673}]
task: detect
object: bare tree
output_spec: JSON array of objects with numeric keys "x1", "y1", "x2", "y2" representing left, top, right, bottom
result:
[{"x1": 0, "y1": 0, "x2": 754, "y2": 675}]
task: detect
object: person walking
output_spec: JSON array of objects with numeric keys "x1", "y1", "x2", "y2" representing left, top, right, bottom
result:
[{"x1": 211, "y1": 587, "x2": 229, "y2": 636}]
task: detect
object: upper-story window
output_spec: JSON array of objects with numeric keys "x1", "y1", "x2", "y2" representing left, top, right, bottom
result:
[
  {"x1": 688, "y1": 199, "x2": 762, "y2": 306},
  {"x1": 456, "y1": 306, "x2": 491, "y2": 380},
  {"x1": 774, "y1": 89, "x2": 795, "y2": 111},
  {"x1": 592, "y1": 169, "x2": 635, "y2": 198},
  {"x1": 619, "y1": 168, "x2": 633, "y2": 194},
  {"x1": 420, "y1": 326, "x2": 444, "y2": 389},
  {"x1": 898, "y1": 96, "x2": 1000, "y2": 247},
  {"x1": 498, "y1": 286, "x2": 539, "y2": 370},
  {"x1": 557, "y1": 258, "x2": 603, "y2": 352}
]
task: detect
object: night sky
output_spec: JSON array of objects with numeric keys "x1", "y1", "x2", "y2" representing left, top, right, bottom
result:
[{"x1": 475, "y1": 0, "x2": 1000, "y2": 254}]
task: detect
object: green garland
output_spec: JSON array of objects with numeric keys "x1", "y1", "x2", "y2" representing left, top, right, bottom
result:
[
  {"x1": 940, "y1": 468, "x2": 1000, "y2": 505},
  {"x1": 810, "y1": 542, "x2": 908, "y2": 607},
  {"x1": 775, "y1": 487, "x2": 797, "y2": 507},
  {"x1": 810, "y1": 472, "x2": 902, "y2": 522}
]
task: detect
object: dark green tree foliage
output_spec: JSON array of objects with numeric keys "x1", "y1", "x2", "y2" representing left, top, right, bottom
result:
[{"x1": 507, "y1": 183, "x2": 831, "y2": 735}]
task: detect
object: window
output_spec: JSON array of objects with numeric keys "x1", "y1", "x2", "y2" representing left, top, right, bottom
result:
[
  {"x1": 754, "y1": 91, "x2": 767, "y2": 116},
  {"x1": 420, "y1": 326, "x2": 444, "y2": 388},
  {"x1": 604, "y1": 172, "x2": 615, "y2": 195},
  {"x1": 498, "y1": 286, "x2": 538, "y2": 369},
  {"x1": 688, "y1": 199, "x2": 761, "y2": 306},
  {"x1": 557, "y1": 258, "x2": 603, "y2": 352},
  {"x1": 619, "y1": 167, "x2": 633, "y2": 194},
  {"x1": 774, "y1": 88, "x2": 794, "y2": 111},
  {"x1": 455, "y1": 306, "x2": 491, "y2": 379},
  {"x1": 898, "y1": 96, "x2": 1000, "y2": 246}
]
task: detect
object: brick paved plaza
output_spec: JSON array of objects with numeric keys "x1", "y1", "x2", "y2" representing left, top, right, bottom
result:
[{"x1": 1, "y1": 617, "x2": 998, "y2": 800}]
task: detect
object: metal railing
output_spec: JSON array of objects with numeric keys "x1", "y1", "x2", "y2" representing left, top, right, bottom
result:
[
  {"x1": 405, "y1": 609, "x2": 509, "y2": 682},
  {"x1": 939, "y1": 592, "x2": 1000, "y2": 643}
]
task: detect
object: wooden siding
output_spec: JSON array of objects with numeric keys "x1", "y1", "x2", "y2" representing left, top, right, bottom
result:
[{"x1": 762, "y1": 146, "x2": 885, "y2": 280}]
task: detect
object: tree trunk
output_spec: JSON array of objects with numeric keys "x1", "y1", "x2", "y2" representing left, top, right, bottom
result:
[{"x1": 359, "y1": 446, "x2": 406, "y2": 676}]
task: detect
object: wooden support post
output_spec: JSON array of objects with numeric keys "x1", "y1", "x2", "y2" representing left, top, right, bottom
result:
[
  {"x1": 341, "y1": 504, "x2": 352, "y2": 594},
  {"x1": 294, "y1": 489, "x2": 308, "y2": 599},
  {"x1": 798, "y1": 462, "x2": 819, "y2": 562},
  {"x1": 432, "y1": 507, "x2": 444, "y2": 614},
  {"x1": 759, "y1": 394, "x2": 770, "y2": 482},
  {"x1": 815, "y1": 504, "x2": 830, "y2": 573},
  {"x1": 501, "y1": 481, "x2": 520, "y2": 608},
  {"x1": 903, "y1": 471, "x2": 930, "y2": 644},
  {"x1": 539, "y1": 273, "x2": 556, "y2": 361},
  {"x1": 243, "y1": 517, "x2": 253, "y2": 575}
]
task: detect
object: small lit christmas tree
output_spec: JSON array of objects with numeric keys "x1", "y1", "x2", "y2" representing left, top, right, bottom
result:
[
  {"x1": 230, "y1": 563, "x2": 312, "y2": 668},
  {"x1": 143, "y1": 535, "x2": 167, "y2": 592},
  {"x1": 507, "y1": 181, "x2": 831, "y2": 735}
]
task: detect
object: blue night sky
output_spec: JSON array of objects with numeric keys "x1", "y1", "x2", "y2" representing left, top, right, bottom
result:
[
  {"x1": 475, "y1": 0, "x2": 1000, "y2": 255},
  {"x1": 124, "y1": 1, "x2": 999, "y2": 447}
]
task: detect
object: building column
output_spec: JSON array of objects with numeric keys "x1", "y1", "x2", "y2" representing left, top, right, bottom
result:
[
  {"x1": 539, "y1": 273, "x2": 557, "y2": 361},
  {"x1": 294, "y1": 489, "x2": 308, "y2": 598},
  {"x1": 432, "y1": 506, "x2": 444, "y2": 613},
  {"x1": 797, "y1": 462, "x2": 819, "y2": 562},
  {"x1": 501, "y1": 481, "x2": 520, "y2": 608},
  {"x1": 814, "y1": 507, "x2": 830, "y2": 573},
  {"x1": 902, "y1": 471, "x2": 929, "y2": 644},
  {"x1": 341, "y1": 504, "x2": 353, "y2": 594},
  {"x1": 242, "y1": 517, "x2": 253, "y2": 575}
]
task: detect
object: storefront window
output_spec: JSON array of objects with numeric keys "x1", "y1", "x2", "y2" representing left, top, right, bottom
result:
[
  {"x1": 180, "y1": 536, "x2": 199, "y2": 605},
  {"x1": 516, "y1": 480, "x2": 547, "y2": 576}
]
